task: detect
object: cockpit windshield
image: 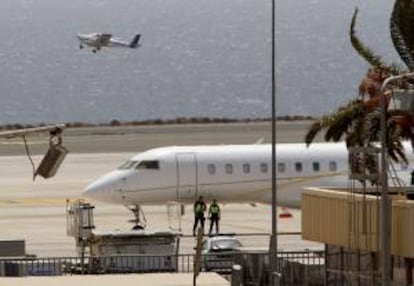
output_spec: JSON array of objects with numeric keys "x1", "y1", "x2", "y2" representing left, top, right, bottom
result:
[
  {"x1": 118, "y1": 160, "x2": 139, "y2": 170},
  {"x1": 136, "y1": 160, "x2": 159, "y2": 170},
  {"x1": 118, "y1": 160, "x2": 159, "y2": 170}
]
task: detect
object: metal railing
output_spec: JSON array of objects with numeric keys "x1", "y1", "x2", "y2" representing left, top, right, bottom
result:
[
  {"x1": 234, "y1": 250, "x2": 325, "y2": 286},
  {"x1": 0, "y1": 254, "x2": 192, "y2": 276},
  {"x1": 0, "y1": 250, "x2": 325, "y2": 285}
]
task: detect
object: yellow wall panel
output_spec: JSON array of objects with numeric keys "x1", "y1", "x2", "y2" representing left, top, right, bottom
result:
[{"x1": 302, "y1": 188, "x2": 414, "y2": 257}]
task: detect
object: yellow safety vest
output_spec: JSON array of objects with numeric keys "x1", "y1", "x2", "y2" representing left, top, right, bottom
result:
[
  {"x1": 195, "y1": 202, "x2": 205, "y2": 214},
  {"x1": 210, "y1": 205, "x2": 219, "y2": 214}
]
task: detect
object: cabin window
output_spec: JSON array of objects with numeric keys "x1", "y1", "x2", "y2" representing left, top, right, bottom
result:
[
  {"x1": 208, "y1": 164, "x2": 216, "y2": 175},
  {"x1": 260, "y1": 163, "x2": 268, "y2": 173},
  {"x1": 295, "y1": 162, "x2": 302, "y2": 172},
  {"x1": 136, "y1": 160, "x2": 159, "y2": 170},
  {"x1": 225, "y1": 163, "x2": 233, "y2": 174},
  {"x1": 329, "y1": 161, "x2": 337, "y2": 171},
  {"x1": 278, "y1": 162, "x2": 285, "y2": 173},
  {"x1": 312, "y1": 162, "x2": 320, "y2": 172},
  {"x1": 118, "y1": 160, "x2": 138, "y2": 170},
  {"x1": 243, "y1": 163, "x2": 250, "y2": 174}
]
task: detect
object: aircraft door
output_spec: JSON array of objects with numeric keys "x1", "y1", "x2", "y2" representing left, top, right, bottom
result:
[{"x1": 175, "y1": 153, "x2": 198, "y2": 202}]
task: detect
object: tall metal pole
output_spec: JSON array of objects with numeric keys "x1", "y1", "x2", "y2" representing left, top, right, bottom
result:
[
  {"x1": 270, "y1": 0, "x2": 278, "y2": 283},
  {"x1": 379, "y1": 75, "x2": 391, "y2": 286},
  {"x1": 379, "y1": 72, "x2": 414, "y2": 285}
]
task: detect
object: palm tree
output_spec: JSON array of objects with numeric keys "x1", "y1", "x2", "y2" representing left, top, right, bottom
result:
[{"x1": 305, "y1": 3, "x2": 414, "y2": 183}]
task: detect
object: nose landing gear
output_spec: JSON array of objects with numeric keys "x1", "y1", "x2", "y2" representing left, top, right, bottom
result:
[{"x1": 126, "y1": 205, "x2": 147, "y2": 230}]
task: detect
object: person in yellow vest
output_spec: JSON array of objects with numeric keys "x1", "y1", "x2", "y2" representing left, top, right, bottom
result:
[
  {"x1": 193, "y1": 196, "x2": 207, "y2": 236},
  {"x1": 208, "y1": 199, "x2": 221, "y2": 235}
]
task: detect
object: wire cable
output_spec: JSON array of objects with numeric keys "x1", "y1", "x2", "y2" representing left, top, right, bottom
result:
[{"x1": 22, "y1": 135, "x2": 36, "y2": 180}]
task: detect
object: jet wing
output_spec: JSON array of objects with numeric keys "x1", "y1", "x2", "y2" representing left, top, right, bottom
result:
[{"x1": 97, "y1": 34, "x2": 112, "y2": 46}]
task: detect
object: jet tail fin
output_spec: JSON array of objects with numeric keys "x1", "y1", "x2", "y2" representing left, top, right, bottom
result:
[{"x1": 129, "y1": 34, "x2": 141, "y2": 48}]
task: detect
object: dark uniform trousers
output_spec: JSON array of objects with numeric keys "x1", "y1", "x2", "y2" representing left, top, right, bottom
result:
[{"x1": 209, "y1": 214, "x2": 219, "y2": 234}]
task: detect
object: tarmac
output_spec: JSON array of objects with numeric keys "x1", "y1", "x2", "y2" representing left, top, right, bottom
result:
[
  {"x1": 0, "y1": 152, "x2": 320, "y2": 257},
  {"x1": 0, "y1": 273, "x2": 230, "y2": 286},
  {"x1": 0, "y1": 121, "x2": 323, "y2": 284}
]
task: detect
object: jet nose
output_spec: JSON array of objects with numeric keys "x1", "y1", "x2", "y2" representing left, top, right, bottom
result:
[
  {"x1": 82, "y1": 172, "x2": 124, "y2": 203},
  {"x1": 83, "y1": 180, "x2": 107, "y2": 201}
]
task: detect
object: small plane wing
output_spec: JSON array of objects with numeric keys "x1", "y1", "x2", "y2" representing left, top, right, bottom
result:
[{"x1": 97, "y1": 33, "x2": 112, "y2": 46}]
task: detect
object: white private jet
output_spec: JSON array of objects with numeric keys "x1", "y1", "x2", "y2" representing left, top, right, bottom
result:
[
  {"x1": 77, "y1": 33, "x2": 141, "y2": 53},
  {"x1": 83, "y1": 142, "x2": 414, "y2": 227}
]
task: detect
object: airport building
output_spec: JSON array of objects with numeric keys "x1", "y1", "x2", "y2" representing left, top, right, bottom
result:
[{"x1": 302, "y1": 187, "x2": 414, "y2": 285}]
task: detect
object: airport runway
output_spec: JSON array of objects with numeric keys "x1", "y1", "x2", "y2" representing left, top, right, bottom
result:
[
  {"x1": 0, "y1": 120, "x2": 323, "y2": 155},
  {"x1": 0, "y1": 121, "x2": 322, "y2": 257}
]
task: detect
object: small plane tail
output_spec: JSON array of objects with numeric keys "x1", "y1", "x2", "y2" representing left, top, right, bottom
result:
[{"x1": 129, "y1": 34, "x2": 141, "y2": 48}]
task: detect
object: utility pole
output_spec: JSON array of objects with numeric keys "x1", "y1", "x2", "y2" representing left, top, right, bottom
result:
[{"x1": 270, "y1": 0, "x2": 278, "y2": 284}]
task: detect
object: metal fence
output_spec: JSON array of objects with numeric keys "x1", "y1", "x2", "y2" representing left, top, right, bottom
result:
[
  {"x1": 0, "y1": 254, "x2": 193, "y2": 276},
  {"x1": 234, "y1": 250, "x2": 325, "y2": 286},
  {"x1": 0, "y1": 250, "x2": 325, "y2": 286}
]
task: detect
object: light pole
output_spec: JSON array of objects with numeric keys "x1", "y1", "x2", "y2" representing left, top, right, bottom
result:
[
  {"x1": 270, "y1": 0, "x2": 277, "y2": 284},
  {"x1": 379, "y1": 72, "x2": 414, "y2": 285}
]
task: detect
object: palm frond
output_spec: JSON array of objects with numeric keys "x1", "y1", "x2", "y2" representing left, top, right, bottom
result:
[
  {"x1": 305, "y1": 121, "x2": 323, "y2": 146},
  {"x1": 389, "y1": 111, "x2": 414, "y2": 143},
  {"x1": 305, "y1": 100, "x2": 364, "y2": 146},
  {"x1": 386, "y1": 117, "x2": 408, "y2": 163},
  {"x1": 324, "y1": 118, "x2": 350, "y2": 142},
  {"x1": 350, "y1": 8, "x2": 397, "y2": 73},
  {"x1": 390, "y1": 0, "x2": 414, "y2": 71}
]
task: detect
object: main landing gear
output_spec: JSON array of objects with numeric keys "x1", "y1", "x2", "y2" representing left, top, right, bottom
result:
[{"x1": 126, "y1": 205, "x2": 147, "y2": 230}]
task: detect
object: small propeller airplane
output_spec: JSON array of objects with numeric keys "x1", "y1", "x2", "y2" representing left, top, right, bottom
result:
[{"x1": 77, "y1": 33, "x2": 141, "y2": 53}]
